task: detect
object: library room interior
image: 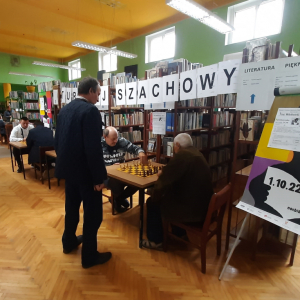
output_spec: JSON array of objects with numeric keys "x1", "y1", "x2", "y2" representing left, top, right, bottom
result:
[{"x1": 1, "y1": 0, "x2": 300, "y2": 299}]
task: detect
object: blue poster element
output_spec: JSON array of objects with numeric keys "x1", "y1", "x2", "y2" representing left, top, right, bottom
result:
[{"x1": 250, "y1": 94, "x2": 256, "y2": 104}]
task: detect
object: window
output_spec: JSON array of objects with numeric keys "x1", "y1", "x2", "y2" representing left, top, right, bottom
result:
[
  {"x1": 98, "y1": 47, "x2": 117, "y2": 72},
  {"x1": 68, "y1": 59, "x2": 81, "y2": 81},
  {"x1": 226, "y1": 0, "x2": 285, "y2": 45},
  {"x1": 145, "y1": 27, "x2": 175, "y2": 63}
]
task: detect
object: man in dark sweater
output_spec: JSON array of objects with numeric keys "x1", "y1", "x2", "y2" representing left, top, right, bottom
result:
[
  {"x1": 102, "y1": 126, "x2": 146, "y2": 213},
  {"x1": 142, "y1": 133, "x2": 214, "y2": 250},
  {"x1": 26, "y1": 120, "x2": 54, "y2": 165},
  {"x1": 55, "y1": 77, "x2": 111, "y2": 268}
]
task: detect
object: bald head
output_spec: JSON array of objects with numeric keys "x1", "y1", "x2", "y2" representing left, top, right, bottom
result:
[{"x1": 103, "y1": 126, "x2": 119, "y2": 146}]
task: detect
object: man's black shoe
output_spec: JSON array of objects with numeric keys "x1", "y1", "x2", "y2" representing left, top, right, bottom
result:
[
  {"x1": 63, "y1": 235, "x2": 83, "y2": 254},
  {"x1": 17, "y1": 167, "x2": 23, "y2": 173},
  {"x1": 119, "y1": 198, "x2": 130, "y2": 208},
  {"x1": 82, "y1": 252, "x2": 112, "y2": 269}
]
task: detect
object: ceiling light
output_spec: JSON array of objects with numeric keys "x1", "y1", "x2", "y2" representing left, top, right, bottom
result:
[
  {"x1": 72, "y1": 41, "x2": 137, "y2": 59},
  {"x1": 32, "y1": 61, "x2": 86, "y2": 71},
  {"x1": 9, "y1": 72, "x2": 55, "y2": 79},
  {"x1": 166, "y1": 0, "x2": 234, "y2": 34}
]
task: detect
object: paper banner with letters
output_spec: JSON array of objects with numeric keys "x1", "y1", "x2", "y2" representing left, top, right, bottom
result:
[{"x1": 237, "y1": 95, "x2": 300, "y2": 235}]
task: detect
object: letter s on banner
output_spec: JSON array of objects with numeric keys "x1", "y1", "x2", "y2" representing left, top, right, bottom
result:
[
  {"x1": 163, "y1": 73, "x2": 179, "y2": 102},
  {"x1": 149, "y1": 77, "x2": 163, "y2": 104},
  {"x1": 116, "y1": 83, "x2": 126, "y2": 105},
  {"x1": 180, "y1": 69, "x2": 197, "y2": 100}
]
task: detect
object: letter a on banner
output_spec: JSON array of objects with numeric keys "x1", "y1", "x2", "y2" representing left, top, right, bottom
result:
[
  {"x1": 126, "y1": 82, "x2": 137, "y2": 106},
  {"x1": 149, "y1": 77, "x2": 163, "y2": 104},
  {"x1": 116, "y1": 83, "x2": 126, "y2": 105},
  {"x1": 137, "y1": 80, "x2": 149, "y2": 104},
  {"x1": 163, "y1": 73, "x2": 179, "y2": 102},
  {"x1": 197, "y1": 64, "x2": 218, "y2": 98},
  {"x1": 217, "y1": 59, "x2": 241, "y2": 94},
  {"x1": 180, "y1": 69, "x2": 197, "y2": 100}
]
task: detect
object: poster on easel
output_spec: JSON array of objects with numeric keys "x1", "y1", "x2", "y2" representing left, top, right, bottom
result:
[
  {"x1": 39, "y1": 91, "x2": 53, "y2": 127},
  {"x1": 237, "y1": 95, "x2": 300, "y2": 235}
]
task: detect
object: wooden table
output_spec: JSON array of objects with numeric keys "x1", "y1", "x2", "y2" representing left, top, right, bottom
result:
[
  {"x1": 45, "y1": 150, "x2": 58, "y2": 189},
  {"x1": 9, "y1": 141, "x2": 28, "y2": 179},
  {"x1": 106, "y1": 162, "x2": 164, "y2": 248}
]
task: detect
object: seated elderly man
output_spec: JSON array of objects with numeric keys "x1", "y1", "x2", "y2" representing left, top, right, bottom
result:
[
  {"x1": 102, "y1": 126, "x2": 146, "y2": 213},
  {"x1": 142, "y1": 133, "x2": 214, "y2": 250}
]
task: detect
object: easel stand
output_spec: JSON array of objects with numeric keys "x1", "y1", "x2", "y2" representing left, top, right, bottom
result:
[{"x1": 219, "y1": 213, "x2": 250, "y2": 280}]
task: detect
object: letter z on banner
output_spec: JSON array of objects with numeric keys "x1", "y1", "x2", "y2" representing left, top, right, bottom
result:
[{"x1": 126, "y1": 82, "x2": 137, "y2": 106}]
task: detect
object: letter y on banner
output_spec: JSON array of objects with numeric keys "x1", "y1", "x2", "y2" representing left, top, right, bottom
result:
[{"x1": 197, "y1": 64, "x2": 218, "y2": 98}]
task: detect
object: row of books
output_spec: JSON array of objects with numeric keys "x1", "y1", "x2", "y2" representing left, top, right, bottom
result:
[
  {"x1": 102, "y1": 72, "x2": 137, "y2": 87},
  {"x1": 10, "y1": 101, "x2": 19, "y2": 109},
  {"x1": 111, "y1": 112, "x2": 144, "y2": 126},
  {"x1": 22, "y1": 92, "x2": 39, "y2": 99},
  {"x1": 177, "y1": 111, "x2": 207, "y2": 132},
  {"x1": 212, "y1": 111, "x2": 234, "y2": 127},
  {"x1": 38, "y1": 82, "x2": 53, "y2": 93},
  {"x1": 237, "y1": 143, "x2": 257, "y2": 157},
  {"x1": 23, "y1": 102, "x2": 39, "y2": 109},
  {"x1": 178, "y1": 98, "x2": 211, "y2": 107},
  {"x1": 210, "y1": 130, "x2": 231, "y2": 148},
  {"x1": 124, "y1": 150, "x2": 141, "y2": 161},
  {"x1": 208, "y1": 148, "x2": 231, "y2": 166},
  {"x1": 211, "y1": 164, "x2": 229, "y2": 183},
  {"x1": 12, "y1": 112, "x2": 21, "y2": 119},
  {"x1": 9, "y1": 91, "x2": 18, "y2": 98},
  {"x1": 212, "y1": 94, "x2": 236, "y2": 107},
  {"x1": 25, "y1": 112, "x2": 40, "y2": 119},
  {"x1": 118, "y1": 130, "x2": 142, "y2": 143},
  {"x1": 191, "y1": 134, "x2": 208, "y2": 150}
]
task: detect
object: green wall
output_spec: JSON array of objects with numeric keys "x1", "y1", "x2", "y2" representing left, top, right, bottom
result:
[
  {"x1": 66, "y1": 0, "x2": 300, "y2": 79},
  {"x1": 0, "y1": 52, "x2": 66, "y2": 102}
]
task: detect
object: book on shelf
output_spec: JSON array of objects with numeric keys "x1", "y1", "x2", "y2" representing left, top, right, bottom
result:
[
  {"x1": 178, "y1": 98, "x2": 211, "y2": 107},
  {"x1": 147, "y1": 138, "x2": 156, "y2": 152},
  {"x1": 211, "y1": 164, "x2": 229, "y2": 182},
  {"x1": 191, "y1": 134, "x2": 208, "y2": 150},
  {"x1": 118, "y1": 129, "x2": 142, "y2": 143},
  {"x1": 23, "y1": 102, "x2": 39, "y2": 109},
  {"x1": 213, "y1": 94, "x2": 236, "y2": 107},
  {"x1": 111, "y1": 112, "x2": 144, "y2": 126},
  {"x1": 166, "y1": 112, "x2": 174, "y2": 132},
  {"x1": 162, "y1": 137, "x2": 174, "y2": 155},
  {"x1": 208, "y1": 148, "x2": 230, "y2": 166},
  {"x1": 177, "y1": 111, "x2": 203, "y2": 132},
  {"x1": 212, "y1": 111, "x2": 234, "y2": 127},
  {"x1": 210, "y1": 130, "x2": 230, "y2": 148},
  {"x1": 22, "y1": 92, "x2": 39, "y2": 99},
  {"x1": 202, "y1": 114, "x2": 210, "y2": 128}
]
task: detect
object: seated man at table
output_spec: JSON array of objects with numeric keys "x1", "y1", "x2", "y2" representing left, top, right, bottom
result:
[
  {"x1": 26, "y1": 120, "x2": 55, "y2": 165},
  {"x1": 0, "y1": 114, "x2": 6, "y2": 143},
  {"x1": 102, "y1": 126, "x2": 146, "y2": 213},
  {"x1": 142, "y1": 133, "x2": 214, "y2": 250},
  {"x1": 10, "y1": 117, "x2": 34, "y2": 173}
]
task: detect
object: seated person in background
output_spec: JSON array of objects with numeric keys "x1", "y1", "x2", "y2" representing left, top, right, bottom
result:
[
  {"x1": 10, "y1": 117, "x2": 34, "y2": 173},
  {"x1": 3, "y1": 106, "x2": 11, "y2": 122},
  {"x1": 102, "y1": 126, "x2": 146, "y2": 213},
  {"x1": 142, "y1": 133, "x2": 214, "y2": 250},
  {"x1": 0, "y1": 114, "x2": 6, "y2": 143},
  {"x1": 26, "y1": 120, "x2": 55, "y2": 165}
]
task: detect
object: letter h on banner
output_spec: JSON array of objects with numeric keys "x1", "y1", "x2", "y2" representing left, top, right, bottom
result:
[{"x1": 163, "y1": 73, "x2": 179, "y2": 102}]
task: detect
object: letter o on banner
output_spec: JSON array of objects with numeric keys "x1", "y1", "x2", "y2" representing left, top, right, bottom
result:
[{"x1": 180, "y1": 69, "x2": 197, "y2": 100}]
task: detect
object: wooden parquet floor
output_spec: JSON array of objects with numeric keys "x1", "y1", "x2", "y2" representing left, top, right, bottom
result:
[{"x1": 1, "y1": 156, "x2": 300, "y2": 300}]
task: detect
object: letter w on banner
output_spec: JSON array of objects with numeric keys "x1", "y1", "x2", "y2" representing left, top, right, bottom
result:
[
  {"x1": 197, "y1": 64, "x2": 218, "y2": 98},
  {"x1": 116, "y1": 83, "x2": 126, "y2": 105}
]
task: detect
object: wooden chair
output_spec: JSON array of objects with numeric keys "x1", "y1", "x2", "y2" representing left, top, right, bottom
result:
[
  {"x1": 34, "y1": 146, "x2": 55, "y2": 184},
  {"x1": 162, "y1": 183, "x2": 231, "y2": 274},
  {"x1": 102, "y1": 191, "x2": 133, "y2": 215},
  {"x1": 5, "y1": 124, "x2": 13, "y2": 148}
]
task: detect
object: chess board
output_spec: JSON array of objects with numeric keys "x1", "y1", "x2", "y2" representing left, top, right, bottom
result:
[{"x1": 117, "y1": 162, "x2": 162, "y2": 178}]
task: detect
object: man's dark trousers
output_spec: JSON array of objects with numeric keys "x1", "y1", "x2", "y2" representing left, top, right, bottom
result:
[{"x1": 63, "y1": 180, "x2": 103, "y2": 265}]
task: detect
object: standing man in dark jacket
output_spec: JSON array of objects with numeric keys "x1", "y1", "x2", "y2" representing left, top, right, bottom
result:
[
  {"x1": 142, "y1": 133, "x2": 214, "y2": 250},
  {"x1": 26, "y1": 120, "x2": 54, "y2": 164},
  {"x1": 55, "y1": 77, "x2": 111, "y2": 268}
]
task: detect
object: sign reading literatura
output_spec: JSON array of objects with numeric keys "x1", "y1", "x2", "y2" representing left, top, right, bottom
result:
[{"x1": 96, "y1": 56, "x2": 300, "y2": 110}]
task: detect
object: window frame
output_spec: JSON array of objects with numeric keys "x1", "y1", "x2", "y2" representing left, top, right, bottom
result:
[
  {"x1": 98, "y1": 47, "x2": 117, "y2": 72},
  {"x1": 226, "y1": 0, "x2": 285, "y2": 45},
  {"x1": 145, "y1": 26, "x2": 175, "y2": 63},
  {"x1": 68, "y1": 59, "x2": 81, "y2": 81}
]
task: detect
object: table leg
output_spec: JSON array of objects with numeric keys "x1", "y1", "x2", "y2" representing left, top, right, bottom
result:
[
  {"x1": 46, "y1": 155, "x2": 51, "y2": 189},
  {"x1": 111, "y1": 192, "x2": 115, "y2": 215},
  {"x1": 139, "y1": 188, "x2": 145, "y2": 248},
  {"x1": 10, "y1": 145, "x2": 14, "y2": 172},
  {"x1": 20, "y1": 151, "x2": 26, "y2": 180}
]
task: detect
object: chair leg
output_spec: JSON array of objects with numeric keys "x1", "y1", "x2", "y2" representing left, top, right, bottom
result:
[
  {"x1": 40, "y1": 163, "x2": 44, "y2": 184},
  {"x1": 34, "y1": 166, "x2": 37, "y2": 179},
  {"x1": 57, "y1": 178, "x2": 60, "y2": 186},
  {"x1": 200, "y1": 245, "x2": 207, "y2": 274},
  {"x1": 162, "y1": 220, "x2": 169, "y2": 252},
  {"x1": 130, "y1": 195, "x2": 133, "y2": 208},
  {"x1": 217, "y1": 224, "x2": 222, "y2": 256}
]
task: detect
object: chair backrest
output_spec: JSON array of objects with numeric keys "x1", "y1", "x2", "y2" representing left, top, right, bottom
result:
[
  {"x1": 39, "y1": 146, "x2": 55, "y2": 163},
  {"x1": 5, "y1": 124, "x2": 13, "y2": 142},
  {"x1": 201, "y1": 183, "x2": 231, "y2": 237}
]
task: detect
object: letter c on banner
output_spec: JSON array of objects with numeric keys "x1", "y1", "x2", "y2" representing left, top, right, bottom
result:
[{"x1": 152, "y1": 84, "x2": 159, "y2": 97}]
